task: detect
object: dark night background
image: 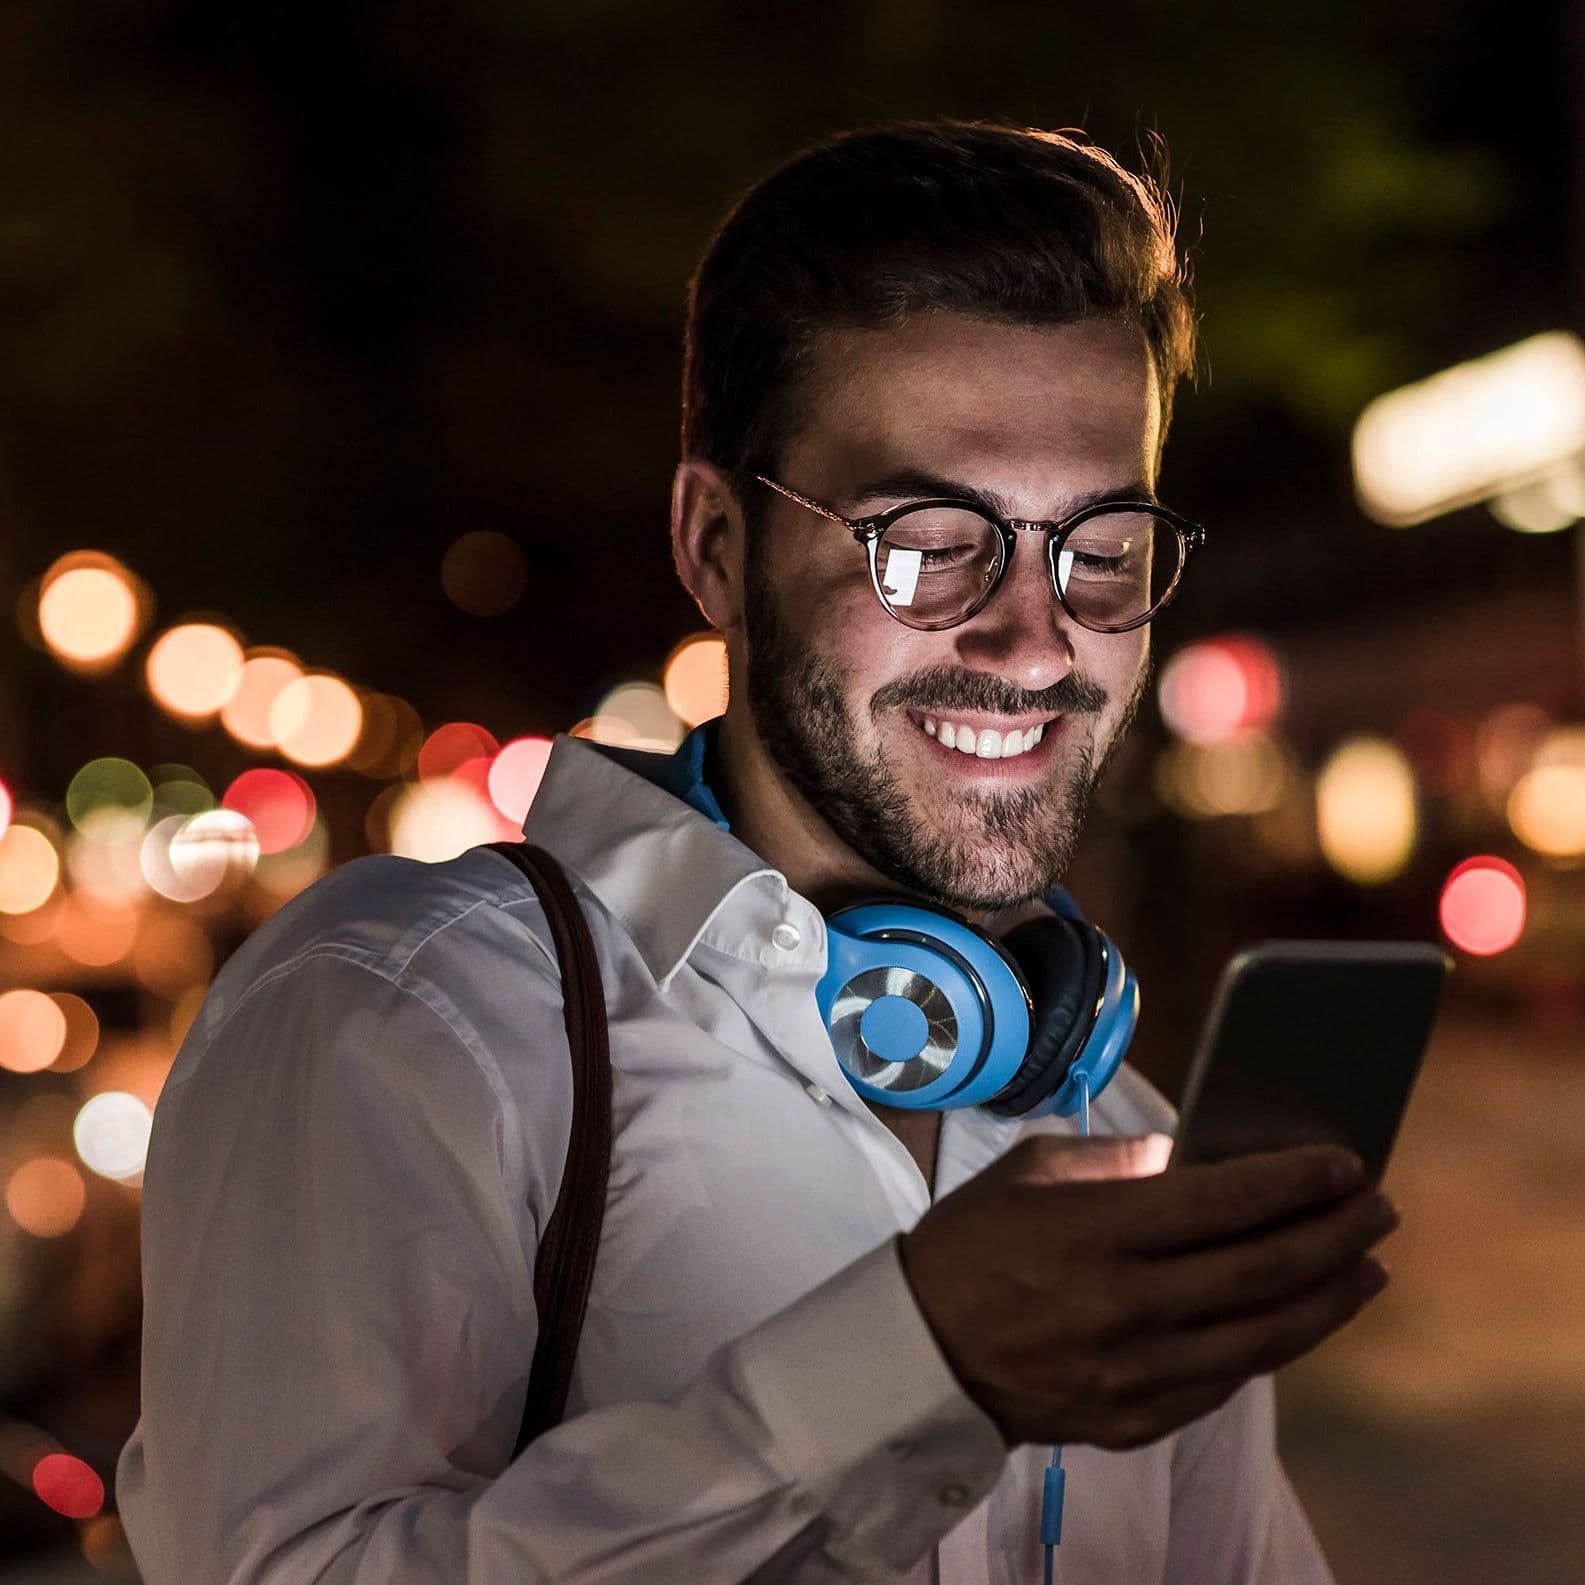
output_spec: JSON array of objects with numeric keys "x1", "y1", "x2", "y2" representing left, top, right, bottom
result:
[{"x1": 2, "y1": 3, "x2": 1583, "y2": 1580}]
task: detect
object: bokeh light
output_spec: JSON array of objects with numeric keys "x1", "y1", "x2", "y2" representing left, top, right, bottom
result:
[
  {"x1": 663, "y1": 634, "x2": 729, "y2": 727},
  {"x1": 1475, "y1": 702, "x2": 1553, "y2": 811},
  {"x1": 345, "y1": 693, "x2": 423, "y2": 778},
  {"x1": 144, "y1": 622, "x2": 246, "y2": 719},
  {"x1": 0, "y1": 777, "x2": 12, "y2": 841},
  {"x1": 1507, "y1": 765, "x2": 1585, "y2": 858},
  {"x1": 1439, "y1": 856, "x2": 1527, "y2": 956},
  {"x1": 440, "y1": 530, "x2": 529, "y2": 616},
  {"x1": 48, "y1": 992, "x2": 100, "y2": 1073},
  {"x1": 487, "y1": 737, "x2": 554, "y2": 824},
  {"x1": 1158, "y1": 637, "x2": 1283, "y2": 746},
  {"x1": 221, "y1": 648, "x2": 304, "y2": 749},
  {"x1": 417, "y1": 721, "x2": 500, "y2": 781},
  {"x1": 0, "y1": 822, "x2": 61, "y2": 914},
  {"x1": 0, "y1": 989, "x2": 69, "y2": 1073},
  {"x1": 223, "y1": 768, "x2": 316, "y2": 854},
  {"x1": 388, "y1": 776, "x2": 512, "y2": 861},
  {"x1": 149, "y1": 765, "x2": 215, "y2": 818},
  {"x1": 165, "y1": 808, "x2": 261, "y2": 895},
  {"x1": 65, "y1": 808, "x2": 151, "y2": 904},
  {"x1": 270, "y1": 672, "x2": 364, "y2": 767},
  {"x1": 65, "y1": 758, "x2": 153, "y2": 835},
  {"x1": 31, "y1": 1453, "x2": 104, "y2": 1519},
  {"x1": 1316, "y1": 735, "x2": 1418, "y2": 885},
  {"x1": 589, "y1": 681, "x2": 685, "y2": 749},
  {"x1": 6, "y1": 1157, "x2": 88, "y2": 1238},
  {"x1": 37, "y1": 553, "x2": 144, "y2": 673},
  {"x1": 1154, "y1": 731, "x2": 1296, "y2": 819},
  {"x1": 73, "y1": 1091, "x2": 154, "y2": 1182}
]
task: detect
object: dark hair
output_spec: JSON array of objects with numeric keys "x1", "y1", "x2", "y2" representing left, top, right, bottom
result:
[{"x1": 681, "y1": 120, "x2": 1197, "y2": 491}]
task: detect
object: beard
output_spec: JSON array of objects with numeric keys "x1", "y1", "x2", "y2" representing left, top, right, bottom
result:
[{"x1": 742, "y1": 559, "x2": 1151, "y2": 911}]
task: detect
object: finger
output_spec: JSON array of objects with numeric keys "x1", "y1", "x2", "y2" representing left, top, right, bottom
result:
[
  {"x1": 1099, "y1": 1257, "x2": 1387, "y2": 1401},
  {"x1": 1006, "y1": 1131, "x2": 1173, "y2": 1186},
  {"x1": 1111, "y1": 1143, "x2": 1367, "y2": 1253},
  {"x1": 1122, "y1": 1187, "x2": 1398, "y2": 1328}
]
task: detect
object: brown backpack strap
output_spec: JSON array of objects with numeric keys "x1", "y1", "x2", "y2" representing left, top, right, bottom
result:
[{"x1": 480, "y1": 840, "x2": 612, "y2": 1455}]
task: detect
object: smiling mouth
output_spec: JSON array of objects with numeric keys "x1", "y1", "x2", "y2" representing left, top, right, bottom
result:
[{"x1": 908, "y1": 710, "x2": 1058, "y2": 760}]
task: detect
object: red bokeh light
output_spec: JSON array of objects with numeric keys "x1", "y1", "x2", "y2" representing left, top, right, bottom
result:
[
  {"x1": 222, "y1": 768, "x2": 316, "y2": 855},
  {"x1": 1439, "y1": 856, "x2": 1527, "y2": 956},
  {"x1": 417, "y1": 722, "x2": 500, "y2": 781},
  {"x1": 0, "y1": 776, "x2": 12, "y2": 840},
  {"x1": 1159, "y1": 635, "x2": 1283, "y2": 744},
  {"x1": 32, "y1": 1453, "x2": 104, "y2": 1519}
]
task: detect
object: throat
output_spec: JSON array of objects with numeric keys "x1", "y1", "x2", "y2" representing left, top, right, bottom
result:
[{"x1": 864, "y1": 1100, "x2": 944, "y2": 1196}]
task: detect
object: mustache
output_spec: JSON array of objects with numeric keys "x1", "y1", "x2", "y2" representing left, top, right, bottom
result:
[{"x1": 870, "y1": 665, "x2": 1107, "y2": 720}]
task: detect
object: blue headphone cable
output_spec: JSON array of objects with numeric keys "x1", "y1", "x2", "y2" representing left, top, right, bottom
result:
[{"x1": 1039, "y1": 1070, "x2": 1089, "y2": 1584}]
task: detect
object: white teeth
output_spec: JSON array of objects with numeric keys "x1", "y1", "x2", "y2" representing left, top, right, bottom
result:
[{"x1": 918, "y1": 715, "x2": 1052, "y2": 758}]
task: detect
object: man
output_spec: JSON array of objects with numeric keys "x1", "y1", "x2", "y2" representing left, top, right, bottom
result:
[{"x1": 119, "y1": 122, "x2": 1395, "y2": 1583}]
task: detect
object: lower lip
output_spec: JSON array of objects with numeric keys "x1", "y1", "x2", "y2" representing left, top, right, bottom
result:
[{"x1": 909, "y1": 715, "x2": 1065, "y2": 775}]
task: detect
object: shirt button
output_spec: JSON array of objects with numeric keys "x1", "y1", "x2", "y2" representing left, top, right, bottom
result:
[
  {"x1": 938, "y1": 1483, "x2": 971, "y2": 1508},
  {"x1": 771, "y1": 921, "x2": 802, "y2": 951}
]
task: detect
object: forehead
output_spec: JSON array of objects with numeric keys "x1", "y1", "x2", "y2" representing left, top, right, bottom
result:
[{"x1": 784, "y1": 313, "x2": 1162, "y2": 503}]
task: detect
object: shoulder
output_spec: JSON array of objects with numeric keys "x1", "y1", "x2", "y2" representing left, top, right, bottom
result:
[{"x1": 169, "y1": 846, "x2": 586, "y2": 1094}]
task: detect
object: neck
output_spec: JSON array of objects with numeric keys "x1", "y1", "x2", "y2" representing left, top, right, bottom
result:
[{"x1": 712, "y1": 701, "x2": 908, "y2": 916}]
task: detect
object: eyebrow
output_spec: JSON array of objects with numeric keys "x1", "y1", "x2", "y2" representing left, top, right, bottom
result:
[{"x1": 845, "y1": 466, "x2": 1160, "y2": 520}]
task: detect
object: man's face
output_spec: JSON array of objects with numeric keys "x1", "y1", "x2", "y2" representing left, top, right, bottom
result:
[{"x1": 742, "y1": 313, "x2": 1161, "y2": 912}]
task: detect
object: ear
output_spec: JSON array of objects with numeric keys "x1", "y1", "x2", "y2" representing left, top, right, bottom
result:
[{"x1": 671, "y1": 457, "x2": 747, "y2": 632}]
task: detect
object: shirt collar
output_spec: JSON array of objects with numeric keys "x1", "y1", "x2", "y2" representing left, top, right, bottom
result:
[{"x1": 521, "y1": 725, "x2": 786, "y2": 989}]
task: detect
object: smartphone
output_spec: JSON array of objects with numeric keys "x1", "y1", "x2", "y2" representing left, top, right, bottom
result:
[{"x1": 1168, "y1": 941, "x2": 1453, "y2": 1183}]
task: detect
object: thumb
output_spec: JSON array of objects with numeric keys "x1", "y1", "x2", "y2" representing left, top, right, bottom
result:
[{"x1": 1009, "y1": 1131, "x2": 1173, "y2": 1185}]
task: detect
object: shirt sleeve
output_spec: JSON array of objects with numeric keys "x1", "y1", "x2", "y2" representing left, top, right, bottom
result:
[
  {"x1": 116, "y1": 950, "x2": 1007, "y2": 1585},
  {"x1": 1161, "y1": 1374, "x2": 1337, "y2": 1585}
]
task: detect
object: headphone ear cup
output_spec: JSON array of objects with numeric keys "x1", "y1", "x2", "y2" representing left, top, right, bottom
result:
[{"x1": 984, "y1": 914, "x2": 1104, "y2": 1118}]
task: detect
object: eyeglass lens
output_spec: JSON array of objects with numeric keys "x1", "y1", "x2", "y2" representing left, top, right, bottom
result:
[{"x1": 873, "y1": 506, "x2": 1182, "y2": 631}]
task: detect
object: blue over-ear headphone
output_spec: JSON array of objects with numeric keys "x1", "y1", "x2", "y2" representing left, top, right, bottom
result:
[{"x1": 815, "y1": 888, "x2": 1138, "y2": 1118}]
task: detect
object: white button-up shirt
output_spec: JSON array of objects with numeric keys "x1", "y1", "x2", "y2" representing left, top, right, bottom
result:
[{"x1": 117, "y1": 733, "x2": 1335, "y2": 1585}]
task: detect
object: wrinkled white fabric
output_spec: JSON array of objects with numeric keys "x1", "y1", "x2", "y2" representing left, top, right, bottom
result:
[{"x1": 118, "y1": 733, "x2": 1335, "y2": 1585}]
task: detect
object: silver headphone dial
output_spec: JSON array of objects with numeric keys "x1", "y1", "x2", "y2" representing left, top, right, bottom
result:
[{"x1": 828, "y1": 967, "x2": 959, "y2": 1092}]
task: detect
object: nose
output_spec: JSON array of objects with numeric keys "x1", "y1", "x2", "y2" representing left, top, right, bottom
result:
[{"x1": 949, "y1": 533, "x2": 1076, "y2": 693}]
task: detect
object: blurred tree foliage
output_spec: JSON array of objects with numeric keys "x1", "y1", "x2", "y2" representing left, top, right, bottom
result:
[{"x1": 0, "y1": 0, "x2": 1570, "y2": 758}]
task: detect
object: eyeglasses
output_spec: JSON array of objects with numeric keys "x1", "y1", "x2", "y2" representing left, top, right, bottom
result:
[{"x1": 755, "y1": 474, "x2": 1207, "y2": 634}]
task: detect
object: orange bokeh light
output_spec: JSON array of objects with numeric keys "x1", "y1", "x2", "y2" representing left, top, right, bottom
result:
[
  {"x1": 221, "y1": 649, "x2": 304, "y2": 749},
  {"x1": 37, "y1": 553, "x2": 145, "y2": 672},
  {"x1": 0, "y1": 990, "x2": 68, "y2": 1073},
  {"x1": 48, "y1": 992, "x2": 100, "y2": 1073},
  {"x1": 0, "y1": 822, "x2": 62, "y2": 915},
  {"x1": 6, "y1": 1157, "x2": 87, "y2": 1238},
  {"x1": 270, "y1": 672, "x2": 364, "y2": 767},
  {"x1": 663, "y1": 634, "x2": 728, "y2": 727},
  {"x1": 145, "y1": 622, "x2": 246, "y2": 719}
]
